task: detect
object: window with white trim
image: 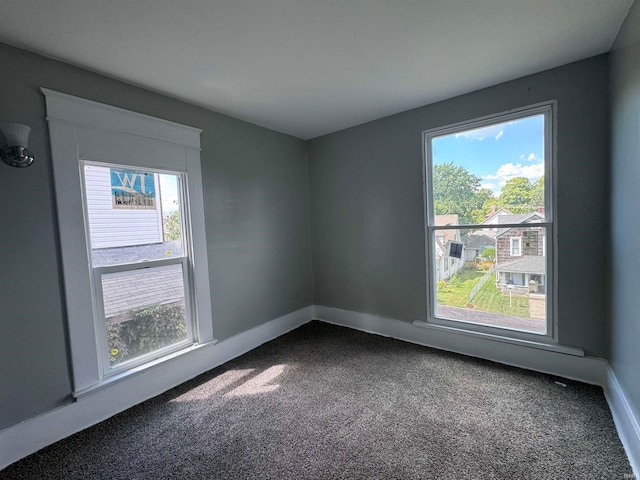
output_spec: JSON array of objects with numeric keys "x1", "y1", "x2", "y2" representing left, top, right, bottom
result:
[
  {"x1": 43, "y1": 89, "x2": 215, "y2": 395},
  {"x1": 424, "y1": 103, "x2": 554, "y2": 339},
  {"x1": 83, "y1": 165, "x2": 194, "y2": 373},
  {"x1": 510, "y1": 237, "x2": 522, "y2": 256}
]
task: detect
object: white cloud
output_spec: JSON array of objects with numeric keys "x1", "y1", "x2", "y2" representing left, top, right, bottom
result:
[
  {"x1": 519, "y1": 152, "x2": 540, "y2": 162},
  {"x1": 483, "y1": 162, "x2": 544, "y2": 194},
  {"x1": 480, "y1": 182, "x2": 497, "y2": 191},
  {"x1": 455, "y1": 124, "x2": 505, "y2": 141}
]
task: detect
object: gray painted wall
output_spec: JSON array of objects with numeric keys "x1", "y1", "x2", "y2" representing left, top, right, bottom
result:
[
  {"x1": 308, "y1": 56, "x2": 610, "y2": 357},
  {"x1": 0, "y1": 43, "x2": 312, "y2": 430},
  {"x1": 0, "y1": 35, "x2": 623, "y2": 437},
  {"x1": 610, "y1": 0, "x2": 640, "y2": 423}
]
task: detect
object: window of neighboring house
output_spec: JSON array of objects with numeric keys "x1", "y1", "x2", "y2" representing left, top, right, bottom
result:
[
  {"x1": 510, "y1": 237, "x2": 522, "y2": 256},
  {"x1": 43, "y1": 89, "x2": 215, "y2": 396},
  {"x1": 424, "y1": 102, "x2": 554, "y2": 340}
]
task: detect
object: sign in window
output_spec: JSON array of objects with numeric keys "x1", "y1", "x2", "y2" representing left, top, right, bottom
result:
[{"x1": 110, "y1": 168, "x2": 157, "y2": 209}]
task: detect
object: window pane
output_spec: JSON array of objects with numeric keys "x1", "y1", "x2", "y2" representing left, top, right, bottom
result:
[
  {"x1": 102, "y1": 263, "x2": 189, "y2": 366},
  {"x1": 431, "y1": 114, "x2": 545, "y2": 225},
  {"x1": 433, "y1": 226, "x2": 547, "y2": 334},
  {"x1": 83, "y1": 165, "x2": 184, "y2": 267}
]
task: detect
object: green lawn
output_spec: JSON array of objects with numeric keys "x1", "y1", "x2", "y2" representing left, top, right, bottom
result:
[
  {"x1": 436, "y1": 269, "x2": 484, "y2": 307},
  {"x1": 437, "y1": 268, "x2": 530, "y2": 318},
  {"x1": 472, "y1": 278, "x2": 530, "y2": 318}
]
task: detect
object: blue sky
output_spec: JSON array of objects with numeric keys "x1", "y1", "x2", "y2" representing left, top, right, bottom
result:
[
  {"x1": 159, "y1": 174, "x2": 180, "y2": 213},
  {"x1": 431, "y1": 114, "x2": 544, "y2": 195}
]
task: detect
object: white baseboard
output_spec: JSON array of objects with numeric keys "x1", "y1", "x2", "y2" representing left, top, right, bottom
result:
[
  {"x1": 0, "y1": 306, "x2": 313, "y2": 470},
  {"x1": 4, "y1": 304, "x2": 636, "y2": 475},
  {"x1": 604, "y1": 365, "x2": 640, "y2": 477},
  {"x1": 313, "y1": 305, "x2": 608, "y2": 385}
]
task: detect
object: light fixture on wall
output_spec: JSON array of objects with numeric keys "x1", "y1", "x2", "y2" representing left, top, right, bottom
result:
[{"x1": 1, "y1": 122, "x2": 35, "y2": 168}]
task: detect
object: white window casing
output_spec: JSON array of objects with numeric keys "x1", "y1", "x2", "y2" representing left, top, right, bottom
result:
[
  {"x1": 43, "y1": 89, "x2": 215, "y2": 396},
  {"x1": 423, "y1": 101, "x2": 555, "y2": 344}
]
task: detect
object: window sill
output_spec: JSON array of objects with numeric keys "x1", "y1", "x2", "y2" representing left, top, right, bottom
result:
[
  {"x1": 412, "y1": 320, "x2": 584, "y2": 357},
  {"x1": 72, "y1": 339, "x2": 218, "y2": 399}
]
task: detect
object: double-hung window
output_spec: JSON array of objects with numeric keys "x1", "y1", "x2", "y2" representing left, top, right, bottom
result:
[
  {"x1": 423, "y1": 103, "x2": 554, "y2": 339},
  {"x1": 510, "y1": 237, "x2": 522, "y2": 256},
  {"x1": 44, "y1": 89, "x2": 215, "y2": 396},
  {"x1": 84, "y1": 165, "x2": 193, "y2": 372}
]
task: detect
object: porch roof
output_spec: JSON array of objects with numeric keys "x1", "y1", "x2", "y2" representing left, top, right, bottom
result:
[{"x1": 496, "y1": 256, "x2": 545, "y2": 274}]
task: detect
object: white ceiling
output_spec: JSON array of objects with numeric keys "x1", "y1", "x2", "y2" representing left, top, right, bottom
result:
[{"x1": 0, "y1": 1, "x2": 633, "y2": 139}]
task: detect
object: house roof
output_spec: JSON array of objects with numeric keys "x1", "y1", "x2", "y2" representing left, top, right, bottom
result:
[
  {"x1": 465, "y1": 234, "x2": 495, "y2": 250},
  {"x1": 102, "y1": 265, "x2": 185, "y2": 321},
  {"x1": 0, "y1": 2, "x2": 630, "y2": 139},
  {"x1": 434, "y1": 215, "x2": 460, "y2": 244},
  {"x1": 434, "y1": 215, "x2": 460, "y2": 226},
  {"x1": 434, "y1": 237, "x2": 447, "y2": 258},
  {"x1": 497, "y1": 213, "x2": 533, "y2": 224},
  {"x1": 482, "y1": 207, "x2": 513, "y2": 224},
  {"x1": 495, "y1": 211, "x2": 545, "y2": 237},
  {"x1": 496, "y1": 256, "x2": 546, "y2": 274},
  {"x1": 92, "y1": 241, "x2": 186, "y2": 321}
]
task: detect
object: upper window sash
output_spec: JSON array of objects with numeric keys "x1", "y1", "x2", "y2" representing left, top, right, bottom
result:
[
  {"x1": 81, "y1": 161, "x2": 191, "y2": 268},
  {"x1": 424, "y1": 103, "x2": 553, "y2": 228}
]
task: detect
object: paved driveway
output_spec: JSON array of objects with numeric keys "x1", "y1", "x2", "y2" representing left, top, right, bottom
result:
[{"x1": 436, "y1": 305, "x2": 546, "y2": 333}]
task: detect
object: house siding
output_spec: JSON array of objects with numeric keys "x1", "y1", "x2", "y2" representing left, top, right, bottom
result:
[
  {"x1": 84, "y1": 165, "x2": 164, "y2": 249},
  {"x1": 496, "y1": 227, "x2": 544, "y2": 264}
]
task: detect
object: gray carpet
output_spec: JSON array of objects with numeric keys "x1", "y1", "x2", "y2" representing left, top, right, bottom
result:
[{"x1": 2, "y1": 321, "x2": 632, "y2": 479}]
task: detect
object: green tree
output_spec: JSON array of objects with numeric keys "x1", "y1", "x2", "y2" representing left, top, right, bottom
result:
[
  {"x1": 498, "y1": 177, "x2": 531, "y2": 213},
  {"x1": 471, "y1": 188, "x2": 496, "y2": 224},
  {"x1": 433, "y1": 162, "x2": 492, "y2": 224},
  {"x1": 481, "y1": 247, "x2": 496, "y2": 262},
  {"x1": 107, "y1": 304, "x2": 187, "y2": 365},
  {"x1": 530, "y1": 176, "x2": 544, "y2": 208},
  {"x1": 163, "y1": 210, "x2": 181, "y2": 241}
]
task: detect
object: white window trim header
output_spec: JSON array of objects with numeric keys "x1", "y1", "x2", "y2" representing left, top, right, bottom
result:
[
  {"x1": 43, "y1": 89, "x2": 215, "y2": 396},
  {"x1": 41, "y1": 88, "x2": 202, "y2": 149}
]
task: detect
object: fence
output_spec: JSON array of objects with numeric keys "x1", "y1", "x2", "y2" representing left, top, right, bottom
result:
[{"x1": 468, "y1": 265, "x2": 495, "y2": 303}]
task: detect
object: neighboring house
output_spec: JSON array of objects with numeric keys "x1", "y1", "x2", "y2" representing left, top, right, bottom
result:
[
  {"x1": 489, "y1": 211, "x2": 546, "y2": 294},
  {"x1": 434, "y1": 214, "x2": 464, "y2": 281},
  {"x1": 464, "y1": 233, "x2": 495, "y2": 262},
  {"x1": 84, "y1": 165, "x2": 184, "y2": 323},
  {"x1": 84, "y1": 164, "x2": 164, "y2": 249},
  {"x1": 482, "y1": 206, "x2": 514, "y2": 235}
]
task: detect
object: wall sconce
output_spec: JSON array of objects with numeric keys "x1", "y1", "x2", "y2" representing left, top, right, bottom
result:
[{"x1": 1, "y1": 123, "x2": 35, "y2": 168}]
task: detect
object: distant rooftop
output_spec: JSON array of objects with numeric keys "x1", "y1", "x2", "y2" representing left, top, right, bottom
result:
[
  {"x1": 92, "y1": 241, "x2": 186, "y2": 321},
  {"x1": 434, "y1": 214, "x2": 459, "y2": 226}
]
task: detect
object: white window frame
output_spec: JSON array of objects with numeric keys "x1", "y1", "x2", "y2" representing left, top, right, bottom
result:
[
  {"x1": 43, "y1": 89, "x2": 215, "y2": 397},
  {"x1": 422, "y1": 102, "x2": 555, "y2": 343},
  {"x1": 510, "y1": 237, "x2": 522, "y2": 256},
  {"x1": 84, "y1": 163, "x2": 195, "y2": 376}
]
